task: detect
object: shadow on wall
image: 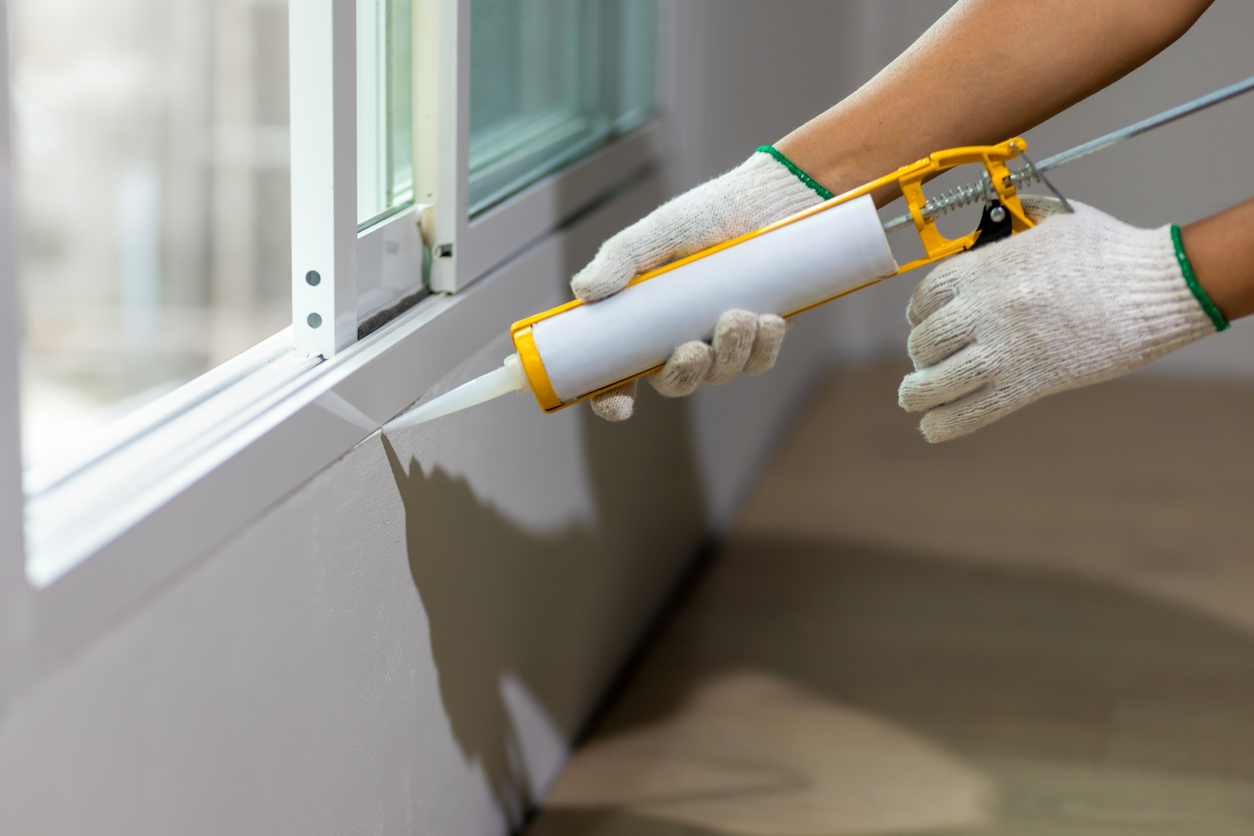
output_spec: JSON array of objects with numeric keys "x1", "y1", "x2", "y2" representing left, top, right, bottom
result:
[
  {"x1": 530, "y1": 537, "x2": 1254, "y2": 836},
  {"x1": 381, "y1": 389, "x2": 707, "y2": 827}
]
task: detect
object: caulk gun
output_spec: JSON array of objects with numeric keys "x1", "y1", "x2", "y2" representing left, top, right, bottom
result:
[{"x1": 385, "y1": 74, "x2": 1254, "y2": 431}]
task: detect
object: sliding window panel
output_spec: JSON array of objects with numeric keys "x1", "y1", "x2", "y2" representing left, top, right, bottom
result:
[
  {"x1": 357, "y1": 0, "x2": 414, "y2": 228},
  {"x1": 468, "y1": 0, "x2": 658, "y2": 215},
  {"x1": 294, "y1": 0, "x2": 426, "y2": 357},
  {"x1": 355, "y1": 0, "x2": 427, "y2": 333},
  {"x1": 291, "y1": 0, "x2": 358, "y2": 358},
  {"x1": 426, "y1": 0, "x2": 664, "y2": 294},
  {"x1": 295, "y1": 0, "x2": 663, "y2": 321},
  {"x1": 468, "y1": 0, "x2": 602, "y2": 215}
]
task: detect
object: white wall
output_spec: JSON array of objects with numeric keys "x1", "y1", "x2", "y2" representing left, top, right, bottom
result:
[{"x1": 0, "y1": 3, "x2": 881, "y2": 834}]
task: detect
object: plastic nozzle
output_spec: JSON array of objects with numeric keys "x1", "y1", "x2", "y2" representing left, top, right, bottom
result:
[{"x1": 383, "y1": 354, "x2": 530, "y2": 431}]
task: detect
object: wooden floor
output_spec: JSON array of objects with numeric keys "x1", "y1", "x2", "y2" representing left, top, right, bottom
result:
[{"x1": 529, "y1": 366, "x2": 1254, "y2": 836}]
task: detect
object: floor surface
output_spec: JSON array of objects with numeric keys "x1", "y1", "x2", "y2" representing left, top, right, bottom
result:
[{"x1": 529, "y1": 366, "x2": 1254, "y2": 836}]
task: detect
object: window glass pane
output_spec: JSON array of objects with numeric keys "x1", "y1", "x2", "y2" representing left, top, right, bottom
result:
[
  {"x1": 469, "y1": 0, "x2": 657, "y2": 215},
  {"x1": 614, "y1": 0, "x2": 657, "y2": 132},
  {"x1": 357, "y1": 0, "x2": 413, "y2": 228},
  {"x1": 13, "y1": 0, "x2": 291, "y2": 469}
]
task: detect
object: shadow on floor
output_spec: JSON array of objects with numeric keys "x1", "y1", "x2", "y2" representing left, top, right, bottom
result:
[
  {"x1": 529, "y1": 535, "x2": 1254, "y2": 836},
  {"x1": 381, "y1": 390, "x2": 707, "y2": 827}
]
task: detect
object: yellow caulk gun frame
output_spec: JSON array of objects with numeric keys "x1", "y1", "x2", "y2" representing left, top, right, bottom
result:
[{"x1": 511, "y1": 137, "x2": 1036, "y2": 413}]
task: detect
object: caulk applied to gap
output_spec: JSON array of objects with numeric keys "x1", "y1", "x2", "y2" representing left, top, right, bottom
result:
[{"x1": 385, "y1": 73, "x2": 1254, "y2": 432}]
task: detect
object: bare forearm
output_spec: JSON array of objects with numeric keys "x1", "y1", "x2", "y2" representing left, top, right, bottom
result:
[
  {"x1": 776, "y1": 0, "x2": 1212, "y2": 205},
  {"x1": 1182, "y1": 197, "x2": 1254, "y2": 321}
]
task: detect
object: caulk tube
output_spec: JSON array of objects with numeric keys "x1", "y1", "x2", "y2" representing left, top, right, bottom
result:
[{"x1": 512, "y1": 194, "x2": 898, "y2": 411}]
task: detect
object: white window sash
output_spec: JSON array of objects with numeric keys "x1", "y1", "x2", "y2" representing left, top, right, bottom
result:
[
  {"x1": 422, "y1": 0, "x2": 666, "y2": 294},
  {"x1": 3, "y1": 0, "x2": 672, "y2": 689},
  {"x1": 290, "y1": 0, "x2": 361, "y2": 357}
]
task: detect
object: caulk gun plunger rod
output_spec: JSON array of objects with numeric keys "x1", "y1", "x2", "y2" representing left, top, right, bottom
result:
[
  {"x1": 1035, "y1": 72, "x2": 1254, "y2": 172},
  {"x1": 882, "y1": 72, "x2": 1254, "y2": 233}
]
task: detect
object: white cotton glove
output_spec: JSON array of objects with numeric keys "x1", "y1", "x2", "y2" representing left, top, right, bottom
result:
[
  {"x1": 900, "y1": 196, "x2": 1227, "y2": 443},
  {"x1": 571, "y1": 148, "x2": 830, "y2": 421}
]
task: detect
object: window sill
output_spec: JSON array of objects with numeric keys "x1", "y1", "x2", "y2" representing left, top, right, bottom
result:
[{"x1": 17, "y1": 164, "x2": 668, "y2": 668}]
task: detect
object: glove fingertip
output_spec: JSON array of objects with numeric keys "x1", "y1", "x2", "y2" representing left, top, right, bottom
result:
[
  {"x1": 707, "y1": 310, "x2": 757, "y2": 385},
  {"x1": 590, "y1": 380, "x2": 638, "y2": 422},
  {"x1": 651, "y1": 341, "x2": 712, "y2": 397},
  {"x1": 570, "y1": 274, "x2": 620, "y2": 304},
  {"x1": 570, "y1": 250, "x2": 637, "y2": 303},
  {"x1": 743, "y1": 314, "x2": 786, "y2": 377},
  {"x1": 918, "y1": 415, "x2": 952, "y2": 444},
  {"x1": 898, "y1": 383, "x2": 924, "y2": 414}
]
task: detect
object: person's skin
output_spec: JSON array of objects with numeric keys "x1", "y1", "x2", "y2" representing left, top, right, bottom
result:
[
  {"x1": 1182, "y1": 198, "x2": 1254, "y2": 320},
  {"x1": 774, "y1": 0, "x2": 1253, "y2": 322},
  {"x1": 776, "y1": 0, "x2": 1214, "y2": 203}
]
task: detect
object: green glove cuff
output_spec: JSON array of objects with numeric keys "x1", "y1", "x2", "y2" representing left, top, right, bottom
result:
[
  {"x1": 756, "y1": 146, "x2": 834, "y2": 201},
  {"x1": 1171, "y1": 224, "x2": 1229, "y2": 332}
]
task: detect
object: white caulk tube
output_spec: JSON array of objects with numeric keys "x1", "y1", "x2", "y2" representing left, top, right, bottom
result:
[
  {"x1": 385, "y1": 194, "x2": 897, "y2": 430},
  {"x1": 531, "y1": 194, "x2": 896, "y2": 402}
]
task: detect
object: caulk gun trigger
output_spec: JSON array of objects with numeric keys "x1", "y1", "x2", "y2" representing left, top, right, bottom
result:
[{"x1": 970, "y1": 199, "x2": 1014, "y2": 251}]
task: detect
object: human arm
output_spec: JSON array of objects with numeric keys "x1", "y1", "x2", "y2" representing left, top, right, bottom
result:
[
  {"x1": 577, "y1": 0, "x2": 1215, "y2": 421},
  {"x1": 778, "y1": 0, "x2": 1214, "y2": 204},
  {"x1": 1182, "y1": 196, "x2": 1254, "y2": 320}
]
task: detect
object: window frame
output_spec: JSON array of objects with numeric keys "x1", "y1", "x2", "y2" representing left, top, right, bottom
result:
[
  {"x1": 1, "y1": 0, "x2": 672, "y2": 683},
  {"x1": 421, "y1": 0, "x2": 666, "y2": 295}
]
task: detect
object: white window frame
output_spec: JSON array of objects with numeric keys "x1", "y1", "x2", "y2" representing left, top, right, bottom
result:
[
  {"x1": 1, "y1": 0, "x2": 673, "y2": 687},
  {"x1": 419, "y1": 0, "x2": 666, "y2": 295}
]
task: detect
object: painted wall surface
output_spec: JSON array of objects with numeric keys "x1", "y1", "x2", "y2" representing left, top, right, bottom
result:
[
  {"x1": 0, "y1": 342, "x2": 709, "y2": 835},
  {"x1": 0, "y1": 3, "x2": 878, "y2": 834}
]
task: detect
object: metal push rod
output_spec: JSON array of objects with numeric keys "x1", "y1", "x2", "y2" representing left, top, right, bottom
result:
[{"x1": 882, "y1": 73, "x2": 1254, "y2": 233}]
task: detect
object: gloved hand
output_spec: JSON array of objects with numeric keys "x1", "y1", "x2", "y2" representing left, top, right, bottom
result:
[
  {"x1": 900, "y1": 196, "x2": 1228, "y2": 442},
  {"x1": 571, "y1": 147, "x2": 831, "y2": 421}
]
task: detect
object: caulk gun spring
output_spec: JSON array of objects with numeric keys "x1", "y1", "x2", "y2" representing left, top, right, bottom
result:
[
  {"x1": 919, "y1": 172, "x2": 990, "y2": 218},
  {"x1": 881, "y1": 72, "x2": 1254, "y2": 234},
  {"x1": 930, "y1": 167, "x2": 1040, "y2": 216},
  {"x1": 1007, "y1": 165, "x2": 1042, "y2": 188}
]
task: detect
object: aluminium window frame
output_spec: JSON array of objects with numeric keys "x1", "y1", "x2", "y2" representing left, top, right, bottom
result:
[{"x1": 1, "y1": 0, "x2": 673, "y2": 695}]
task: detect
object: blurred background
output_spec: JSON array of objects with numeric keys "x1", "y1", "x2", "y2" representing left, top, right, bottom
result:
[{"x1": 13, "y1": 0, "x2": 291, "y2": 467}]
